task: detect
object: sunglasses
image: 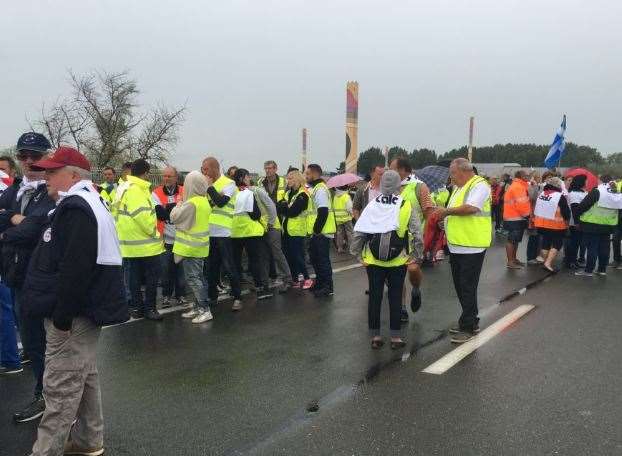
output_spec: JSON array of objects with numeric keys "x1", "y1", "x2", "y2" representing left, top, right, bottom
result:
[{"x1": 16, "y1": 151, "x2": 44, "y2": 161}]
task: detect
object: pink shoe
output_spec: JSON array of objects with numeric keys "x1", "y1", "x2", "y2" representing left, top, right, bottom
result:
[{"x1": 302, "y1": 279, "x2": 314, "y2": 290}]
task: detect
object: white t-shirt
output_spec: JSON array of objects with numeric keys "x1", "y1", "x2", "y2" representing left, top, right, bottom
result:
[
  {"x1": 447, "y1": 181, "x2": 491, "y2": 254},
  {"x1": 313, "y1": 185, "x2": 334, "y2": 238},
  {"x1": 210, "y1": 182, "x2": 237, "y2": 238}
]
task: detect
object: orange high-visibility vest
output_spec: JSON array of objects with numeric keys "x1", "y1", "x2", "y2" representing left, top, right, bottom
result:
[
  {"x1": 503, "y1": 180, "x2": 531, "y2": 221},
  {"x1": 153, "y1": 185, "x2": 184, "y2": 235}
]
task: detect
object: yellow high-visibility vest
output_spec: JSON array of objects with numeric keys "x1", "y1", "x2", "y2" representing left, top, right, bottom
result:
[
  {"x1": 445, "y1": 175, "x2": 492, "y2": 248},
  {"x1": 362, "y1": 200, "x2": 412, "y2": 267},
  {"x1": 173, "y1": 196, "x2": 211, "y2": 258},
  {"x1": 115, "y1": 175, "x2": 164, "y2": 258},
  {"x1": 231, "y1": 189, "x2": 265, "y2": 238},
  {"x1": 208, "y1": 175, "x2": 237, "y2": 229},
  {"x1": 307, "y1": 182, "x2": 337, "y2": 235},
  {"x1": 332, "y1": 192, "x2": 352, "y2": 225},
  {"x1": 285, "y1": 187, "x2": 309, "y2": 237}
]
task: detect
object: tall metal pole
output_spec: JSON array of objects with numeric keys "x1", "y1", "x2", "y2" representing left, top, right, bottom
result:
[
  {"x1": 345, "y1": 81, "x2": 359, "y2": 174},
  {"x1": 302, "y1": 128, "x2": 308, "y2": 171},
  {"x1": 468, "y1": 116, "x2": 475, "y2": 163}
]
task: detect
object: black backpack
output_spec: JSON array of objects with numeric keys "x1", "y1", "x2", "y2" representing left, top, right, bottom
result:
[{"x1": 366, "y1": 200, "x2": 408, "y2": 261}]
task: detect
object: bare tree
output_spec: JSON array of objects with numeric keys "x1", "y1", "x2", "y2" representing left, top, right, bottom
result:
[
  {"x1": 34, "y1": 69, "x2": 186, "y2": 168},
  {"x1": 36, "y1": 99, "x2": 89, "y2": 149}
]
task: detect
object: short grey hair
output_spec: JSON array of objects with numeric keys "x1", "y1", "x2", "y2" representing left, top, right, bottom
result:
[
  {"x1": 451, "y1": 158, "x2": 474, "y2": 171},
  {"x1": 264, "y1": 160, "x2": 277, "y2": 168},
  {"x1": 65, "y1": 165, "x2": 91, "y2": 179}
]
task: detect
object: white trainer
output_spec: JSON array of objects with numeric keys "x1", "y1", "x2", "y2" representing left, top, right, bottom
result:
[
  {"x1": 192, "y1": 309, "x2": 213, "y2": 323},
  {"x1": 231, "y1": 300, "x2": 243, "y2": 312},
  {"x1": 182, "y1": 308, "x2": 199, "y2": 319}
]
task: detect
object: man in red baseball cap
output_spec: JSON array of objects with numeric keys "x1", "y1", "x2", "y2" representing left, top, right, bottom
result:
[{"x1": 25, "y1": 146, "x2": 128, "y2": 456}]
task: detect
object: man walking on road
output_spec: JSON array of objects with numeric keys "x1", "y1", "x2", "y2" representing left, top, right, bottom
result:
[
  {"x1": 503, "y1": 170, "x2": 531, "y2": 268},
  {"x1": 436, "y1": 158, "x2": 492, "y2": 344},
  {"x1": 115, "y1": 159, "x2": 165, "y2": 321},
  {"x1": 24, "y1": 146, "x2": 127, "y2": 456},
  {"x1": 305, "y1": 164, "x2": 336, "y2": 297},
  {"x1": 389, "y1": 157, "x2": 435, "y2": 319}
]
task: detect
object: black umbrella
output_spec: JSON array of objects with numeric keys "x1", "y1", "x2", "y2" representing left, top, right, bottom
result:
[{"x1": 415, "y1": 166, "x2": 450, "y2": 192}]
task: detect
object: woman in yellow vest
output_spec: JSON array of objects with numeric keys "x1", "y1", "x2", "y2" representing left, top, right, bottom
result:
[
  {"x1": 278, "y1": 170, "x2": 313, "y2": 289},
  {"x1": 350, "y1": 171, "x2": 423, "y2": 350},
  {"x1": 533, "y1": 177, "x2": 571, "y2": 273},
  {"x1": 333, "y1": 185, "x2": 353, "y2": 254},
  {"x1": 231, "y1": 169, "x2": 273, "y2": 300},
  {"x1": 170, "y1": 171, "x2": 213, "y2": 324}
]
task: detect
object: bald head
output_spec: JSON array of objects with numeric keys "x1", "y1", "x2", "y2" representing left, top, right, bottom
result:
[
  {"x1": 449, "y1": 158, "x2": 475, "y2": 187},
  {"x1": 201, "y1": 157, "x2": 221, "y2": 180}
]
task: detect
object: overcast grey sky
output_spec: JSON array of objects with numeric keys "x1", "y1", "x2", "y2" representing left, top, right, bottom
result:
[{"x1": 2, "y1": 0, "x2": 621, "y2": 172}]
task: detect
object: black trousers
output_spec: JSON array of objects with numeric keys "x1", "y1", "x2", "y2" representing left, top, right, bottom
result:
[
  {"x1": 128, "y1": 255, "x2": 161, "y2": 312},
  {"x1": 161, "y1": 243, "x2": 186, "y2": 298},
  {"x1": 308, "y1": 234, "x2": 333, "y2": 291},
  {"x1": 232, "y1": 236, "x2": 270, "y2": 289},
  {"x1": 366, "y1": 265, "x2": 406, "y2": 337},
  {"x1": 208, "y1": 237, "x2": 242, "y2": 301},
  {"x1": 14, "y1": 289, "x2": 46, "y2": 396},
  {"x1": 449, "y1": 251, "x2": 486, "y2": 331}
]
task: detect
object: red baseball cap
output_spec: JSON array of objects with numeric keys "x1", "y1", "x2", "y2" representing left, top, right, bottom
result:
[{"x1": 31, "y1": 146, "x2": 91, "y2": 172}]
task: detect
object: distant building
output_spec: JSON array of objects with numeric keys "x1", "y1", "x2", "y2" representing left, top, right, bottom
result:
[{"x1": 473, "y1": 163, "x2": 568, "y2": 177}]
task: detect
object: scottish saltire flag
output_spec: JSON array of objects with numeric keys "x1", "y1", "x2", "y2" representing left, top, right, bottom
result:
[{"x1": 544, "y1": 115, "x2": 567, "y2": 168}]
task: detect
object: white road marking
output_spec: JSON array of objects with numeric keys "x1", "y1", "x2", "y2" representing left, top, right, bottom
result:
[{"x1": 422, "y1": 304, "x2": 535, "y2": 375}]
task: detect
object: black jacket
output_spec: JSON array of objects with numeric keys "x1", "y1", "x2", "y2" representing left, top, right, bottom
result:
[
  {"x1": 0, "y1": 179, "x2": 56, "y2": 288},
  {"x1": 21, "y1": 195, "x2": 128, "y2": 329}
]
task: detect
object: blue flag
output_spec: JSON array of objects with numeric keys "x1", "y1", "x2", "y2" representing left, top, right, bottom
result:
[{"x1": 544, "y1": 115, "x2": 567, "y2": 168}]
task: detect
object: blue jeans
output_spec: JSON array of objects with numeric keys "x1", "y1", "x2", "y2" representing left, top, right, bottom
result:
[
  {"x1": 14, "y1": 289, "x2": 46, "y2": 396},
  {"x1": 0, "y1": 283, "x2": 20, "y2": 368},
  {"x1": 308, "y1": 234, "x2": 333, "y2": 290},
  {"x1": 582, "y1": 232, "x2": 610, "y2": 273},
  {"x1": 283, "y1": 235, "x2": 309, "y2": 280},
  {"x1": 182, "y1": 258, "x2": 210, "y2": 311}
]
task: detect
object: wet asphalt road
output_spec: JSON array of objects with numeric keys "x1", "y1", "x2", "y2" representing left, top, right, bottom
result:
[{"x1": 2, "y1": 237, "x2": 619, "y2": 455}]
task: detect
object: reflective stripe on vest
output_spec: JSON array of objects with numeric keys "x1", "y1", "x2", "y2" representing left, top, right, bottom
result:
[
  {"x1": 307, "y1": 182, "x2": 337, "y2": 235},
  {"x1": 446, "y1": 176, "x2": 492, "y2": 248},
  {"x1": 286, "y1": 188, "x2": 309, "y2": 237},
  {"x1": 580, "y1": 198, "x2": 619, "y2": 226},
  {"x1": 115, "y1": 176, "x2": 164, "y2": 258},
  {"x1": 362, "y1": 200, "x2": 412, "y2": 267},
  {"x1": 153, "y1": 185, "x2": 183, "y2": 236},
  {"x1": 231, "y1": 212, "x2": 266, "y2": 238},
  {"x1": 208, "y1": 175, "x2": 237, "y2": 229},
  {"x1": 332, "y1": 193, "x2": 352, "y2": 224},
  {"x1": 173, "y1": 196, "x2": 211, "y2": 258}
]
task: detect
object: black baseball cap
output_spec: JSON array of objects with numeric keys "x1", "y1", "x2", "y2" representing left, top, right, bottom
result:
[{"x1": 16, "y1": 132, "x2": 51, "y2": 153}]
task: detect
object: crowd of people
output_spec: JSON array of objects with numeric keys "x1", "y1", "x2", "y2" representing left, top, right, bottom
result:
[
  {"x1": 1, "y1": 131, "x2": 622, "y2": 455},
  {"x1": 490, "y1": 169, "x2": 622, "y2": 275}
]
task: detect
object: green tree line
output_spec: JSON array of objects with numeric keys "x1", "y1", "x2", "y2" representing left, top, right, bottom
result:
[{"x1": 352, "y1": 143, "x2": 621, "y2": 176}]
